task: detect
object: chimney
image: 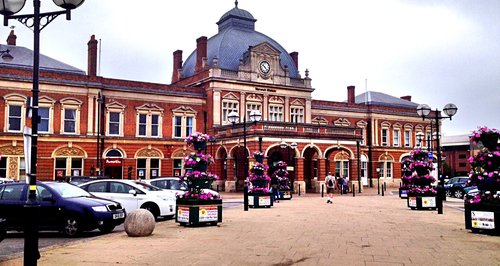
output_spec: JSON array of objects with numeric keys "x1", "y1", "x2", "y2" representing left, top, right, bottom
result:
[
  {"x1": 87, "y1": 35, "x2": 98, "y2": 77},
  {"x1": 400, "y1": 95, "x2": 412, "y2": 102},
  {"x1": 289, "y1": 52, "x2": 298, "y2": 69},
  {"x1": 6, "y1": 30, "x2": 16, "y2": 46},
  {"x1": 195, "y1": 36, "x2": 207, "y2": 73},
  {"x1": 172, "y1": 50, "x2": 183, "y2": 83},
  {"x1": 347, "y1": 85, "x2": 355, "y2": 103}
]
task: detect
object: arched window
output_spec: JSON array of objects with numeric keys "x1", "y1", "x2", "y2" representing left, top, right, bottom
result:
[{"x1": 334, "y1": 151, "x2": 350, "y2": 178}]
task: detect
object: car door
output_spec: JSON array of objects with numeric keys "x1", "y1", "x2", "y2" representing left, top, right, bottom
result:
[
  {"x1": 36, "y1": 184, "x2": 59, "y2": 229},
  {"x1": 0, "y1": 183, "x2": 27, "y2": 228},
  {"x1": 109, "y1": 182, "x2": 140, "y2": 213}
]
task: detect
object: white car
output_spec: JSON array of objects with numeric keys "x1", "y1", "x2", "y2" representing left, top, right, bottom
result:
[
  {"x1": 79, "y1": 179, "x2": 176, "y2": 219},
  {"x1": 142, "y1": 177, "x2": 220, "y2": 198},
  {"x1": 0, "y1": 177, "x2": 14, "y2": 184}
]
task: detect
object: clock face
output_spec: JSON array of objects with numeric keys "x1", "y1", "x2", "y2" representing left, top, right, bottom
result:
[{"x1": 259, "y1": 61, "x2": 270, "y2": 74}]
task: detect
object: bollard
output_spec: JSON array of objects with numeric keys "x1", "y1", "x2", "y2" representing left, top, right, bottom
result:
[
  {"x1": 378, "y1": 179, "x2": 380, "y2": 195},
  {"x1": 384, "y1": 182, "x2": 387, "y2": 192},
  {"x1": 382, "y1": 185, "x2": 385, "y2": 196},
  {"x1": 217, "y1": 184, "x2": 219, "y2": 193},
  {"x1": 321, "y1": 184, "x2": 324, "y2": 198},
  {"x1": 399, "y1": 182, "x2": 402, "y2": 188},
  {"x1": 352, "y1": 184, "x2": 355, "y2": 197},
  {"x1": 298, "y1": 184, "x2": 301, "y2": 196}
]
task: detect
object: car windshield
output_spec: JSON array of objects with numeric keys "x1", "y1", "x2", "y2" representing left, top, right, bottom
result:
[
  {"x1": 45, "y1": 182, "x2": 92, "y2": 198},
  {"x1": 132, "y1": 181, "x2": 161, "y2": 191},
  {"x1": 171, "y1": 180, "x2": 188, "y2": 191}
]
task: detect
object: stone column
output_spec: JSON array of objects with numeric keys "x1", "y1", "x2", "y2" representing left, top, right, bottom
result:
[
  {"x1": 225, "y1": 157, "x2": 236, "y2": 192},
  {"x1": 294, "y1": 157, "x2": 306, "y2": 195}
]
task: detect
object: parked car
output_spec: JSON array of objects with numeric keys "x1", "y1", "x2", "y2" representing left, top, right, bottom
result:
[
  {"x1": 444, "y1": 176, "x2": 469, "y2": 198},
  {"x1": 78, "y1": 179, "x2": 176, "y2": 219},
  {"x1": 142, "y1": 177, "x2": 220, "y2": 197},
  {"x1": 0, "y1": 218, "x2": 6, "y2": 242},
  {"x1": 0, "y1": 181, "x2": 126, "y2": 237},
  {"x1": 0, "y1": 177, "x2": 14, "y2": 184},
  {"x1": 64, "y1": 176, "x2": 110, "y2": 186}
]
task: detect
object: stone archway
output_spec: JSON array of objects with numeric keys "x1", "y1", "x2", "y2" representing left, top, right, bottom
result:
[
  {"x1": 231, "y1": 146, "x2": 249, "y2": 191},
  {"x1": 303, "y1": 146, "x2": 320, "y2": 192}
]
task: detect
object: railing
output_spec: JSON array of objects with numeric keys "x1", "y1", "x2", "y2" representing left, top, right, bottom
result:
[{"x1": 215, "y1": 121, "x2": 360, "y2": 140}]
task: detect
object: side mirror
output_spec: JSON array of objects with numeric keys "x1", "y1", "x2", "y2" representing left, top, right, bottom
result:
[{"x1": 128, "y1": 189, "x2": 137, "y2": 196}]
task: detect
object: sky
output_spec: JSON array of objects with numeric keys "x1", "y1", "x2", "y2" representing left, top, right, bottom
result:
[{"x1": 1, "y1": 0, "x2": 499, "y2": 137}]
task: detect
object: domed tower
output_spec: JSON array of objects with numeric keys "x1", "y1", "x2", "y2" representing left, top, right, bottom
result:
[{"x1": 173, "y1": 1, "x2": 311, "y2": 87}]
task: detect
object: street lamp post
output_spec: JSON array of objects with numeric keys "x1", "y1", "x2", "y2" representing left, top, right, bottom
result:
[
  {"x1": 1, "y1": 1, "x2": 85, "y2": 264},
  {"x1": 228, "y1": 110, "x2": 262, "y2": 211},
  {"x1": 416, "y1": 103, "x2": 458, "y2": 214}
]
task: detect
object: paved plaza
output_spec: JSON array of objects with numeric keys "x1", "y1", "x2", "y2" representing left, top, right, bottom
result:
[{"x1": 2, "y1": 189, "x2": 499, "y2": 266}]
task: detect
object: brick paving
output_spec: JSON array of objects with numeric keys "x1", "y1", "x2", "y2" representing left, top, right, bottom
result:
[{"x1": 2, "y1": 188, "x2": 499, "y2": 266}]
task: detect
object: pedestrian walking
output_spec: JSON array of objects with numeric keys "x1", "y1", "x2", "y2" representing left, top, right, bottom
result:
[
  {"x1": 271, "y1": 174, "x2": 280, "y2": 203},
  {"x1": 325, "y1": 172, "x2": 335, "y2": 204}
]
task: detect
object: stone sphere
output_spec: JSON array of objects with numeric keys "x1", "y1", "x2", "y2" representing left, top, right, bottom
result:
[{"x1": 124, "y1": 209, "x2": 155, "y2": 237}]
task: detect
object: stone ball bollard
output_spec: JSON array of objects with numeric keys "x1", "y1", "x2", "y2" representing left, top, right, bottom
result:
[{"x1": 124, "y1": 209, "x2": 155, "y2": 237}]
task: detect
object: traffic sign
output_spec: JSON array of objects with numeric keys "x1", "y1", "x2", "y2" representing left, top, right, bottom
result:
[{"x1": 428, "y1": 151, "x2": 433, "y2": 159}]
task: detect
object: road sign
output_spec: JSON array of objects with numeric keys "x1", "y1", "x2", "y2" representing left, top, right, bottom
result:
[{"x1": 428, "y1": 151, "x2": 433, "y2": 159}]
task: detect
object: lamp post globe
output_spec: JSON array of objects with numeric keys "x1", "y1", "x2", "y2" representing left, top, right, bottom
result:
[
  {"x1": 227, "y1": 111, "x2": 239, "y2": 124},
  {"x1": 416, "y1": 104, "x2": 431, "y2": 118},
  {"x1": 52, "y1": 0, "x2": 84, "y2": 9},
  {"x1": 443, "y1": 103, "x2": 458, "y2": 118},
  {"x1": 290, "y1": 142, "x2": 298, "y2": 150},
  {"x1": 0, "y1": 0, "x2": 26, "y2": 16},
  {"x1": 249, "y1": 110, "x2": 262, "y2": 122},
  {"x1": 279, "y1": 141, "x2": 287, "y2": 149},
  {"x1": 0, "y1": 49, "x2": 13, "y2": 62}
]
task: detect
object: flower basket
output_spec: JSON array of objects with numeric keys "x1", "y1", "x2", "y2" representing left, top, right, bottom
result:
[
  {"x1": 253, "y1": 169, "x2": 264, "y2": 175},
  {"x1": 415, "y1": 166, "x2": 429, "y2": 176},
  {"x1": 254, "y1": 154, "x2": 264, "y2": 163},
  {"x1": 193, "y1": 161, "x2": 208, "y2": 172},
  {"x1": 407, "y1": 194, "x2": 438, "y2": 210},
  {"x1": 480, "y1": 133, "x2": 499, "y2": 151},
  {"x1": 193, "y1": 141, "x2": 207, "y2": 151}
]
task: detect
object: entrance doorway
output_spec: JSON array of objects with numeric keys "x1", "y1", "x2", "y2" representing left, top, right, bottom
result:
[{"x1": 104, "y1": 149, "x2": 123, "y2": 179}]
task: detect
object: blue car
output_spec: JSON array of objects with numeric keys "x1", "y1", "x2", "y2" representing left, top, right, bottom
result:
[{"x1": 0, "y1": 181, "x2": 126, "y2": 237}]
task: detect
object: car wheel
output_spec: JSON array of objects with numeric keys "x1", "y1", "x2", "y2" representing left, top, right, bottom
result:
[
  {"x1": 141, "y1": 204, "x2": 160, "y2": 220},
  {"x1": 98, "y1": 223, "x2": 115, "y2": 234},
  {"x1": 454, "y1": 190, "x2": 464, "y2": 199},
  {"x1": 63, "y1": 216, "x2": 81, "y2": 237},
  {"x1": 445, "y1": 190, "x2": 452, "y2": 197}
]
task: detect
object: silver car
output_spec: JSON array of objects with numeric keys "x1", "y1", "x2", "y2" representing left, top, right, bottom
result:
[{"x1": 79, "y1": 179, "x2": 176, "y2": 219}]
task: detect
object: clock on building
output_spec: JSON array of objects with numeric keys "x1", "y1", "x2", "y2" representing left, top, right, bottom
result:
[{"x1": 259, "y1": 60, "x2": 270, "y2": 74}]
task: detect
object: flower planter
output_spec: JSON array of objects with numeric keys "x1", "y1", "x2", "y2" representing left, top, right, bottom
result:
[
  {"x1": 193, "y1": 161, "x2": 208, "y2": 172},
  {"x1": 480, "y1": 134, "x2": 499, "y2": 151},
  {"x1": 176, "y1": 198, "x2": 223, "y2": 226},
  {"x1": 399, "y1": 188, "x2": 409, "y2": 199},
  {"x1": 407, "y1": 194, "x2": 438, "y2": 210},
  {"x1": 253, "y1": 169, "x2": 265, "y2": 175},
  {"x1": 277, "y1": 190, "x2": 293, "y2": 200},
  {"x1": 248, "y1": 192, "x2": 273, "y2": 208},
  {"x1": 193, "y1": 141, "x2": 207, "y2": 151},
  {"x1": 254, "y1": 155, "x2": 264, "y2": 163},
  {"x1": 415, "y1": 167, "x2": 429, "y2": 176},
  {"x1": 251, "y1": 179, "x2": 267, "y2": 188},
  {"x1": 464, "y1": 201, "x2": 500, "y2": 235},
  {"x1": 188, "y1": 179, "x2": 213, "y2": 189}
]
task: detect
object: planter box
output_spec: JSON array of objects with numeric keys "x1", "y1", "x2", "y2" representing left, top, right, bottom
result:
[
  {"x1": 407, "y1": 195, "x2": 437, "y2": 210},
  {"x1": 399, "y1": 188, "x2": 409, "y2": 199},
  {"x1": 277, "y1": 190, "x2": 293, "y2": 200},
  {"x1": 175, "y1": 198, "x2": 222, "y2": 226},
  {"x1": 464, "y1": 201, "x2": 500, "y2": 235},
  {"x1": 248, "y1": 193, "x2": 273, "y2": 208}
]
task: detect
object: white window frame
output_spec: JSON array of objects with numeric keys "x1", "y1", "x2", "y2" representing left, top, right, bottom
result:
[
  {"x1": 136, "y1": 112, "x2": 163, "y2": 138},
  {"x1": 380, "y1": 161, "x2": 393, "y2": 179},
  {"x1": 171, "y1": 106, "x2": 197, "y2": 139},
  {"x1": 404, "y1": 130, "x2": 411, "y2": 147},
  {"x1": 60, "y1": 98, "x2": 82, "y2": 135},
  {"x1": 381, "y1": 128, "x2": 389, "y2": 146},
  {"x1": 7, "y1": 104, "x2": 23, "y2": 132},
  {"x1": 222, "y1": 100, "x2": 238, "y2": 125},
  {"x1": 268, "y1": 104, "x2": 283, "y2": 122},
  {"x1": 107, "y1": 111, "x2": 122, "y2": 136},
  {"x1": 290, "y1": 107, "x2": 304, "y2": 123},
  {"x1": 3, "y1": 94, "x2": 27, "y2": 133},
  {"x1": 393, "y1": 129, "x2": 400, "y2": 147}
]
